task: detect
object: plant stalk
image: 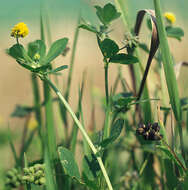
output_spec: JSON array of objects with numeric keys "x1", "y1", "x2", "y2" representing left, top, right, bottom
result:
[
  {"x1": 153, "y1": 0, "x2": 185, "y2": 159},
  {"x1": 104, "y1": 62, "x2": 109, "y2": 105},
  {"x1": 31, "y1": 73, "x2": 44, "y2": 154},
  {"x1": 45, "y1": 77, "x2": 113, "y2": 190},
  {"x1": 43, "y1": 81, "x2": 57, "y2": 160}
]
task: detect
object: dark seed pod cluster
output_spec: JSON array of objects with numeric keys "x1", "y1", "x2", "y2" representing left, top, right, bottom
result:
[
  {"x1": 136, "y1": 122, "x2": 163, "y2": 141},
  {"x1": 5, "y1": 168, "x2": 23, "y2": 188},
  {"x1": 22, "y1": 164, "x2": 45, "y2": 186}
]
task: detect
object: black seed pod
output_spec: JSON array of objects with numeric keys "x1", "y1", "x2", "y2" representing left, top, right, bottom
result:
[
  {"x1": 152, "y1": 122, "x2": 160, "y2": 132},
  {"x1": 136, "y1": 122, "x2": 162, "y2": 141}
]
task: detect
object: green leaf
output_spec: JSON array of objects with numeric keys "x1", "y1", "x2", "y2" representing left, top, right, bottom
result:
[
  {"x1": 180, "y1": 97, "x2": 188, "y2": 107},
  {"x1": 109, "y1": 53, "x2": 138, "y2": 64},
  {"x1": 28, "y1": 40, "x2": 46, "y2": 60},
  {"x1": 182, "y1": 171, "x2": 188, "y2": 189},
  {"x1": 139, "y1": 43, "x2": 149, "y2": 53},
  {"x1": 82, "y1": 173, "x2": 99, "y2": 190},
  {"x1": 160, "y1": 106, "x2": 171, "y2": 111},
  {"x1": 16, "y1": 61, "x2": 36, "y2": 71},
  {"x1": 110, "y1": 119, "x2": 124, "y2": 140},
  {"x1": 98, "y1": 38, "x2": 119, "y2": 58},
  {"x1": 58, "y1": 147, "x2": 81, "y2": 181},
  {"x1": 32, "y1": 64, "x2": 51, "y2": 72},
  {"x1": 95, "y1": 3, "x2": 121, "y2": 25},
  {"x1": 8, "y1": 44, "x2": 51, "y2": 72},
  {"x1": 42, "y1": 38, "x2": 68, "y2": 64},
  {"x1": 8, "y1": 44, "x2": 33, "y2": 64},
  {"x1": 11, "y1": 105, "x2": 33, "y2": 118},
  {"x1": 112, "y1": 92, "x2": 135, "y2": 112},
  {"x1": 157, "y1": 145, "x2": 185, "y2": 174},
  {"x1": 79, "y1": 24, "x2": 98, "y2": 34},
  {"x1": 100, "y1": 119, "x2": 124, "y2": 148},
  {"x1": 166, "y1": 26, "x2": 184, "y2": 41},
  {"x1": 47, "y1": 65, "x2": 68, "y2": 74},
  {"x1": 82, "y1": 154, "x2": 100, "y2": 181},
  {"x1": 163, "y1": 159, "x2": 178, "y2": 189}
]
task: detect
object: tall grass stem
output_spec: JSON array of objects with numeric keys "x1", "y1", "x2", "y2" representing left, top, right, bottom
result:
[
  {"x1": 45, "y1": 77, "x2": 113, "y2": 190},
  {"x1": 153, "y1": 0, "x2": 184, "y2": 158}
]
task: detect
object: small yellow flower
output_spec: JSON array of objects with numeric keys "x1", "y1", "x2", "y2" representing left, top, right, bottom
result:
[
  {"x1": 164, "y1": 12, "x2": 176, "y2": 24},
  {"x1": 28, "y1": 117, "x2": 38, "y2": 131},
  {"x1": 11, "y1": 22, "x2": 29, "y2": 38},
  {"x1": 33, "y1": 53, "x2": 40, "y2": 61}
]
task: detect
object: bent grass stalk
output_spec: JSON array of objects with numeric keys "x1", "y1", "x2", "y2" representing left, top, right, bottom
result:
[{"x1": 45, "y1": 77, "x2": 113, "y2": 190}]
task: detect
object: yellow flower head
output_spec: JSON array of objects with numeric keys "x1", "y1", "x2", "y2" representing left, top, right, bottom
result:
[
  {"x1": 164, "y1": 12, "x2": 176, "y2": 24},
  {"x1": 11, "y1": 22, "x2": 29, "y2": 38},
  {"x1": 33, "y1": 53, "x2": 40, "y2": 61}
]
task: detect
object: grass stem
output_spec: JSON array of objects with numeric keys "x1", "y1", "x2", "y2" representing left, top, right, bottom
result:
[
  {"x1": 153, "y1": 0, "x2": 184, "y2": 159},
  {"x1": 45, "y1": 77, "x2": 113, "y2": 190},
  {"x1": 104, "y1": 62, "x2": 109, "y2": 105}
]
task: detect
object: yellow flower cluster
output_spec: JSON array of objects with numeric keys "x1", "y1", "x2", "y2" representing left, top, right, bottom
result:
[
  {"x1": 11, "y1": 22, "x2": 29, "y2": 38},
  {"x1": 164, "y1": 12, "x2": 176, "y2": 24}
]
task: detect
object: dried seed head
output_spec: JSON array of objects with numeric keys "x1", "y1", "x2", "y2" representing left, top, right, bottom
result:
[
  {"x1": 136, "y1": 127, "x2": 144, "y2": 135},
  {"x1": 136, "y1": 122, "x2": 162, "y2": 141}
]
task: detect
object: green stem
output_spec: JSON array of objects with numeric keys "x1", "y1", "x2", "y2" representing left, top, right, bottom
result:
[
  {"x1": 104, "y1": 62, "x2": 109, "y2": 105},
  {"x1": 162, "y1": 139, "x2": 187, "y2": 173},
  {"x1": 16, "y1": 37, "x2": 19, "y2": 45},
  {"x1": 65, "y1": 16, "x2": 80, "y2": 101},
  {"x1": 45, "y1": 77, "x2": 113, "y2": 190},
  {"x1": 153, "y1": 0, "x2": 184, "y2": 159},
  {"x1": 31, "y1": 73, "x2": 44, "y2": 154},
  {"x1": 43, "y1": 81, "x2": 56, "y2": 160},
  {"x1": 114, "y1": 0, "x2": 131, "y2": 30},
  {"x1": 26, "y1": 184, "x2": 31, "y2": 190},
  {"x1": 103, "y1": 62, "x2": 110, "y2": 140}
]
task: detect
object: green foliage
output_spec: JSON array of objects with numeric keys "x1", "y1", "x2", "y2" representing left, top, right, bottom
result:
[
  {"x1": 166, "y1": 26, "x2": 184, "y2": 41},
  {"x1": 100, "y1": 119, "x2": 124, "y2": 148},
  {"x1": 98, "y1": 38, "x2": 119, "y2": 59},
  {"x1": 157, "y1": 145, "x2": 186, "y2": 174},
  {"x1": 79, "y1": 22, "x2": 98, "y2": 34},
  {"x1": 11, "y1": 105, "x2": 33, "y2": 118},
  {"x1": 28, "y1": 40, "x2": 46, "y2": 61},
  {"x1": 46, "y1": 65, "x2": 68, "y2": 74},
  {"x1": 58, "y1": 147, "x2": 81, "y2": 181},
  {"x1": 112, "y1": 92, "x2": 135, "y2": 113},
  {"x1": 41, "y1": 38, "x2": 68, "y2": 64},
  {"x1": 7, "y1": 38, "x2": 68, "y2": 74},
  {"x1": 109, "y1": 53, "x2": 139, "y2": 64},
  {"x1": 82, "y1": 154, "x2": 100, "y2": 181},
  {"x1": 95, "y1": 3, "x2": 121, "y2": 26},
  {"x1": 8, "y1": 44, "x2": 33, "y2": 64}
]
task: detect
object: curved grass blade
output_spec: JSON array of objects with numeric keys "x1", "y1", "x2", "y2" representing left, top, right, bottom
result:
[{"x1": 134, "y1": 10, "x2": 159, "y2": 100}]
